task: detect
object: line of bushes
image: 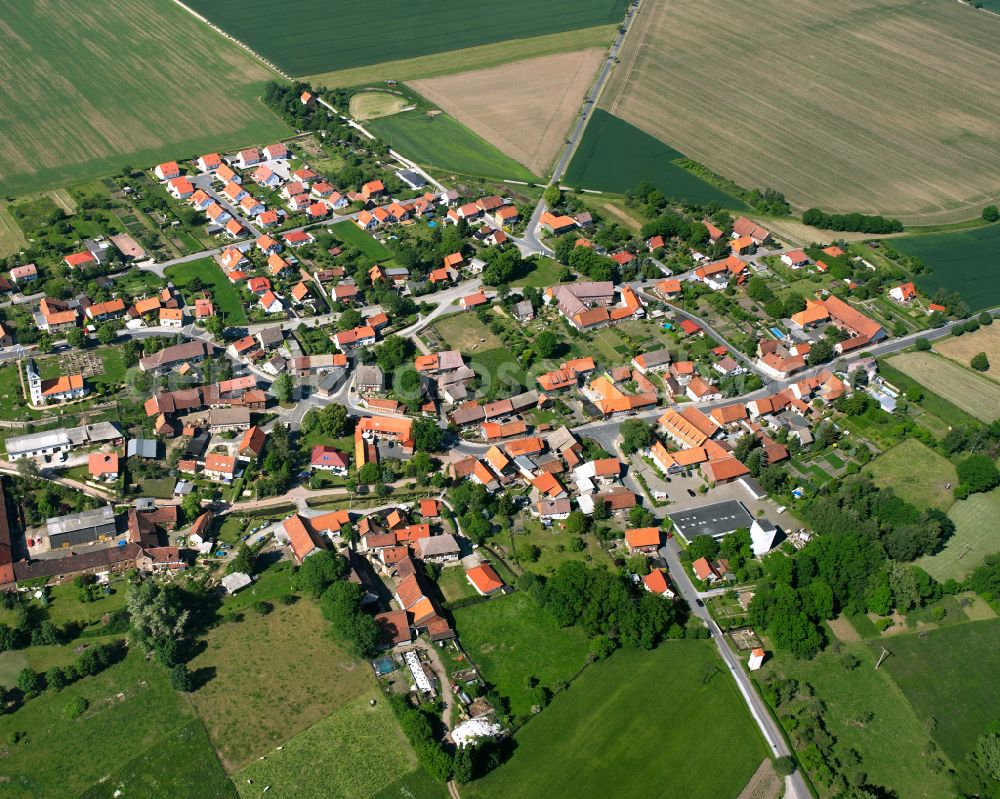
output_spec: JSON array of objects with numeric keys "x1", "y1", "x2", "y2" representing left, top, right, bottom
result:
[{"x1": 802, "y1": 207, "x2": 903, "y2": 233}]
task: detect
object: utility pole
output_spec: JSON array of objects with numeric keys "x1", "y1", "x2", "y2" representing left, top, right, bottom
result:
[{"x1": 875, "y1": 647, "x2": 890, "y2": 670}]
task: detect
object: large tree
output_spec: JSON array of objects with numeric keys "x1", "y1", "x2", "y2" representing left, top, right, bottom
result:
[{"x1": 126, "y1": 581, "x2": 190, "y2": 666}]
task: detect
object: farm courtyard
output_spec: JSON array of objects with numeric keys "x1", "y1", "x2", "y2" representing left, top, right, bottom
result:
[
  {"x1": 0, "y1": 0, "x2": 288, "y2": 196},
  {"x1": 601, "y1": 0, "x2": 1000, "y2": 222}
]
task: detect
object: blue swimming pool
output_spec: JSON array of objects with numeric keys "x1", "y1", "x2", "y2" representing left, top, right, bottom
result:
[
  {"x1": 427, "y1": 220, "x2": 438, "y2": 228},
  {"x1": 769, "y1": 326, "x2": 784, "y2": 339}
]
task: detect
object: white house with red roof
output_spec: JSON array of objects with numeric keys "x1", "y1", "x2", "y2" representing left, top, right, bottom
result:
[
  {"x1": 889, "y1": 282, "x2": 917, "y2": 304},
  {"x1": 154, "y1": 161, "x2": 181, "y2": 181},
  {"x1": 196, "y1": 153, "x2": 222, "y2": 172},
  {"x1": 263, "y1": 143, "x2": 289, "y2": 161},
  {"x1": 259, "y1": 291, "x2": 283, "y2": 314},
  {"x1": 166, "y1": 177, "x2": 194, "y2": 199},
  {"x1": 235, "y1": 148, "x2": 262, "y2": 169},
  {"x1": 310, "y1": 445, "x2": 350, "y2": 475}
]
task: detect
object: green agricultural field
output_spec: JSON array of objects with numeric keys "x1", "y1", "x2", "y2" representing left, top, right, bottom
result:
[
  {"x1": 166, "y1": 258, "x2": 248, "y2": 325},
  {"x1": 187, "y1": 592, "x2": 375, "y2": 771},
  {"x1": 183, "y1": 0, "x2": 628, "y2": 77},
  {"x1": 888, "y1": 351, "x2": 1000, "y2": 423},
  {"x1": 367, "y1": 109, "x2": 535, "y2": 181},
  {"x1": 0, "y1": 646, "x2": 232, "y2": 799},
  {"x1": 328, "y1": 220, "x2": 394, "y2": 261},
  {"x1": 80, "y1": 720, "x2": 237, "y2": 799},
  {"x1": 465, "y1": 642, "x2": 767, "y2": 799},
  {"x1": 0, "y1": 0, "x2": 287, "y2": 197},
  {"x1": 564, "y1": 110, "x2": 747, "y2": 207},
  {"x1": 885, "y1": 620, "x2": 1000, "y2": 764},
  {"x1": 453, "y1": 592, "x2": 591, "y2": 718},
  {"x1": 234, "y1": 697, "x2": 426, "y2": 799},
  {"x1": 757, "y1": 638, "x2": 956, "y2": 798},
  {"x1": 307, "y1": 27, "x2": 617, "y2": 88},
  {"x1": 892, "y1": 224, "x2": 1000, "y2": 311},
  {"x1": 864, "y1": 438, "x2": 957, "y2": 512},
  {"x1": 918, "y1": 488, "x2": 1000, "y2": 582}
]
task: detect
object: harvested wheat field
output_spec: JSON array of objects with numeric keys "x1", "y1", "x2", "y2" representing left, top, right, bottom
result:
[
  {"x1": 933, "y1": 325, "x2": 1000, "y2": 382},
  {"x1": 411, "y1": 48, "x2": 605, "y2": 175},
  {"x1": 603, "y1": 0, "x2": 1000, "y2": 223},
  {"x1": 889, "y1": 351, "x2": 1000, "y2": 423}
]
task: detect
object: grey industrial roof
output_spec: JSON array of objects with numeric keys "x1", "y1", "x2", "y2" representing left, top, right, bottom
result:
[
  {"x1": 5, "y1": 429, "x2": 70, "y2": 456},
  {"x1": 667, "y1": 500, "x2": 753, "y2": 540},
  {"x1": 47, "y1": 505, "x2": 116, "y2": 537},
  {"x1": 6, "y1": 421, "x2": 122, "y2": 457}
]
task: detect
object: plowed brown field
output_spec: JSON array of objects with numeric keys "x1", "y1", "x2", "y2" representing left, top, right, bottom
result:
[{"x1": 411, "y1": 48, "x2": 605, "y2": 175}]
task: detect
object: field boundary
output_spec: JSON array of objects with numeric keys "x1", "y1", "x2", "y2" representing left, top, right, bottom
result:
[{"x1": 169, "y1": 0, "x2": 290, "y2": 79}]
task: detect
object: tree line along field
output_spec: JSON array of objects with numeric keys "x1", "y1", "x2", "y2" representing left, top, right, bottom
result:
[
  {"x1": 891, "y1": 224, "x2": 1000, "y2": 311},
  {"x1": 464, "y1": 642, "x2": 767, "y2": 799},
  {"x1": 0, "y1": 0, "x2": 288, "y2": 197},
  {"x1": 564, "y1": 110, "x2": 747, "y2": 207},
  {"x1": 601, "y1": 0, "x2": 1000, "y2": 224},
  {"x1": 182, "y1": 0, "x2": 629, "y2": 77}
]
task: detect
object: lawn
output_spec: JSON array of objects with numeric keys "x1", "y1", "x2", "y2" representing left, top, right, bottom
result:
[
  {"x1": 367, "y1": 107, "x2": 536, "y2": 181},
  {"x1": 436, "y1": 564, "x2": 479, "y2": 603},
  {"x1": 884, "y1": 620, "x2": 1000, "y2": 764},
  {"x1": 0, "y1": 646, "x2": 232, "y2": 799},
  {"x1": 182, "y1": 0, "x2": 628, "y2": 77},
  {"x1": 564, "y1": 109, "x2": 747, "y2": 207},
  {"x1": 328, "y1": 220, "x2": 394, "y2": 261},
  {"x1": 464, "y1": 642, "x2": 767, "y2": 799},
  {"x1": 433, "y1": 312, "x2": 504, "y2": 352},
  {"x1": 516, "y1": 519, "x2": 607, "y2": 576},
  {"x1": 453, "y1": 592, "x2": 591, "y2": 718},
  {"x1": 510, "y1": 256, "x2": 564, "y2": 288},
  {"x1": 757, "y1": 637, "x2": 956, "y2": 798},
  {"x1": 864, "y1": 438, "x2": 957, "y2": 512},
  {"x1": 888, "y1": 351, "x2": 1000, "y2": 423},
  {"x1": 917, "y1": 487, "x2": 1000, "y2": 582},
  {"x1": 601, "y1": 0, "x2": 1000, "y2": 223},
  {"x1": 893, "y1": 224, "x2": 1000, "y2": 310},
  {"x1": 187, "y1": 594, "x2": 376, "y2": 771},
  {"x1": 166, "y1": 257, "x2": 249, "y2": 325},
  {"x1": 0, "y1": 0, "x2": 287, "y2": 197},
  {"x1": 234, "y1": 697, "x2": 423, "y2": 799}
]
